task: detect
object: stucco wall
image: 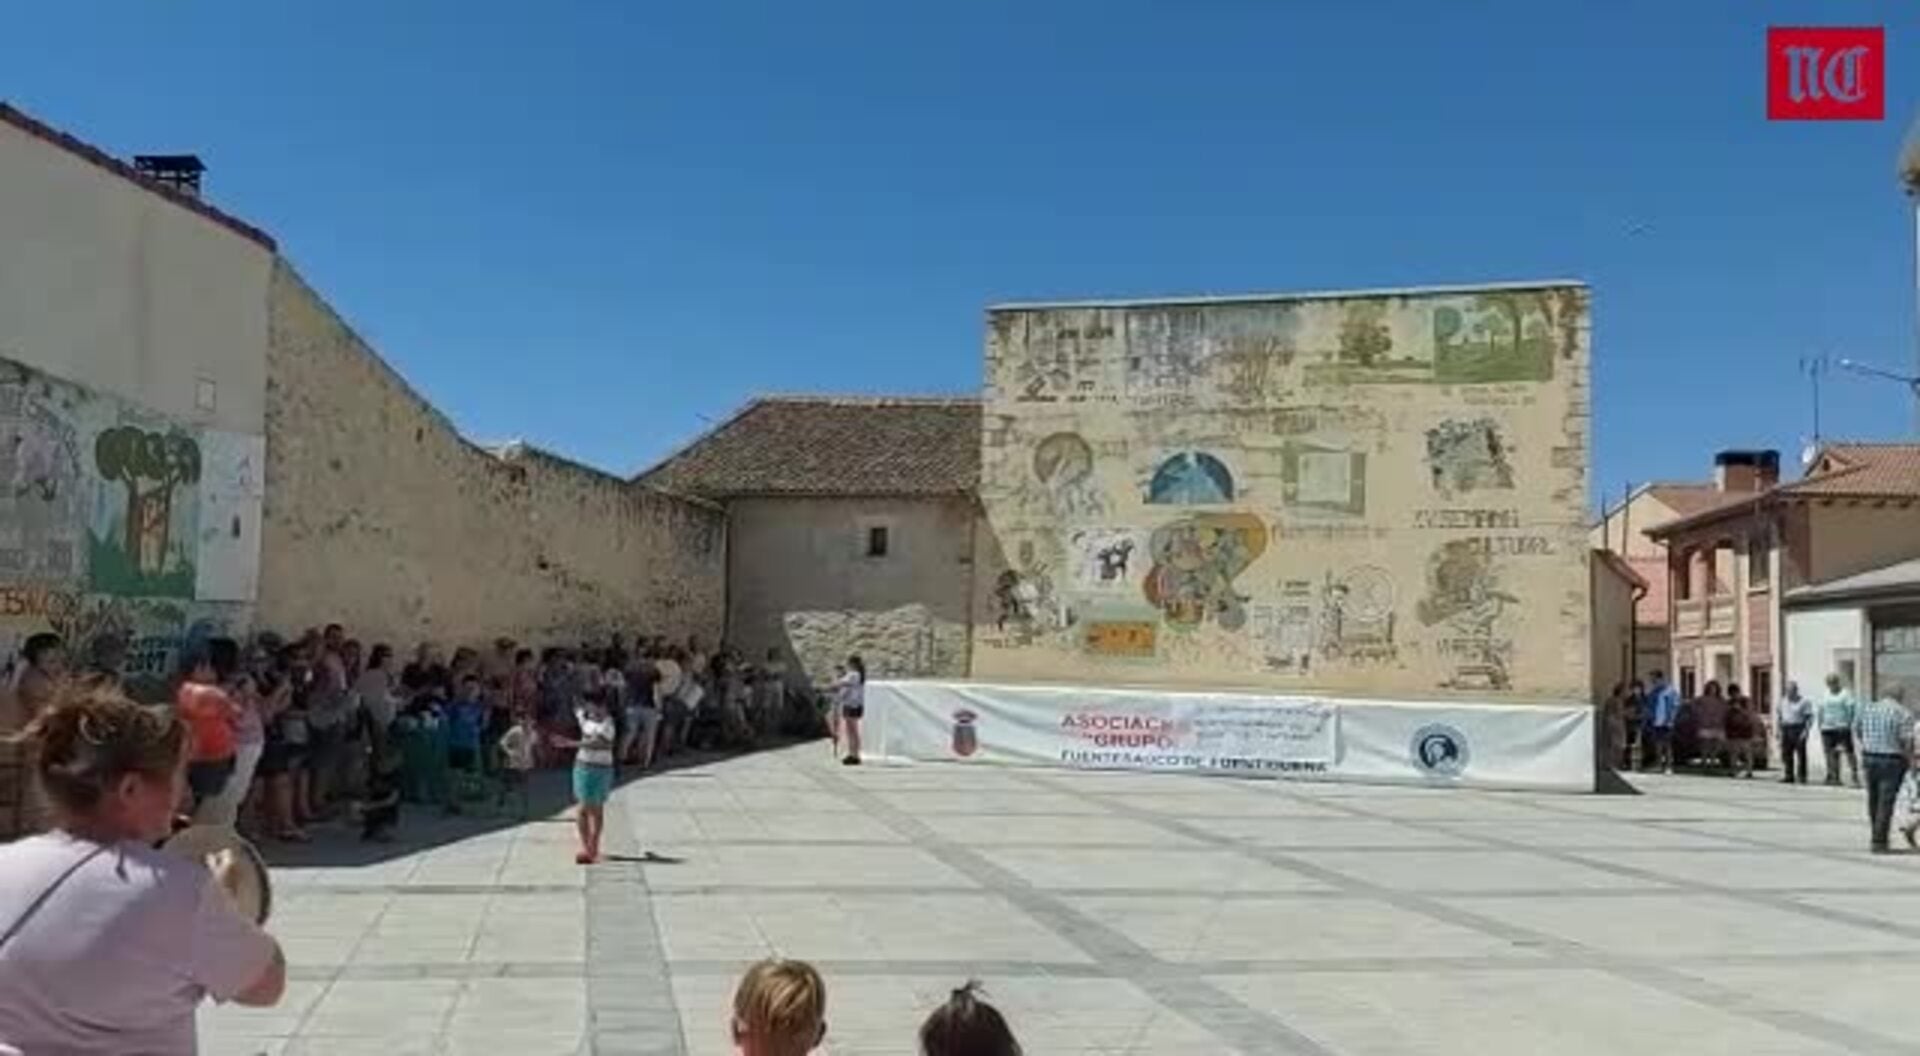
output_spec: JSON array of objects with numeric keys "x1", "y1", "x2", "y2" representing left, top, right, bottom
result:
[
  {"x1": 726, "y1": 496, "x2": 974, "y2": 683},
  {"x1": 1590, "y1": 554, "x2": 1636, "y2": 704},
  {"x1": 0, "y1": 119, "x2": 272, "y2": 435},
  {"x1": 972, "y1": 284, "x2": 1592, "y2": 703},
  {"x1": 258, "y1": 261, "x2": 724, "y2": 648},
  {"x1": 1807, "y1": 504, "x2": 1920, "y2": 586},
  {"x1": 1785, "y1": 606, "x2": 1862, "y2": 698}
]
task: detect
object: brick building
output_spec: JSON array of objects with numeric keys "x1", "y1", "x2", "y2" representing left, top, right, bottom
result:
[{"x1": 1646, "y1": 444, "x2": 1920, "y2": 719}]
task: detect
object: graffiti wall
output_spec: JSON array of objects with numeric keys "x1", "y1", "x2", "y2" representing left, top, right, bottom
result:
[
  {"x1": 0, "y1": 356, "x2": 255, "y2": 702},
  {"x1": 972, "y1": 284, "x2": 1591, "y2": 703}
]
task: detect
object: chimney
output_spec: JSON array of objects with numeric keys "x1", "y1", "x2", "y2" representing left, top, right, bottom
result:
[
  {"x1": 1713, "y1": 449, "x2": 1780, "y2": 493},
  {"x1": 132, "y1": 154, "x2": 206, "y2": 198}
]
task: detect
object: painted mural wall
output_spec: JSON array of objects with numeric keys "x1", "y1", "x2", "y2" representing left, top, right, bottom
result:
[
  {"x1": 0, "y1": 355, "x2": 257, "y2": 703},
  {"x1": 971, "y1": 284, "x2": 1592, "y2": 703}
]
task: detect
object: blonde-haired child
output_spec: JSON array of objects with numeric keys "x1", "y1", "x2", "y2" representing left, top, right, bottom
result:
[{"x1": 730, "y1": 958, "x2": 827, "y2": 1056}]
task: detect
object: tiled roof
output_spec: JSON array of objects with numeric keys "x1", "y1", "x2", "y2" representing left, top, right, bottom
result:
[
  {"x1": 0, "y1": 102, "x2": 274, "y2": 250},
  {"x1": 635, "y1": 396, "x2": 981, "y2": 499},
  {"x1": 1647, "y1": 442, "x2": 1920, "y2": 538},
  {"x1": 1776, "y1": 443, "x2": 1920, "y2": 498}
]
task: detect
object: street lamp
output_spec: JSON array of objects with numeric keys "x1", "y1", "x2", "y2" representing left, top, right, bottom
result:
[{"x1": 1838, "y1": 357, "x2": 1920, "y2": 398}]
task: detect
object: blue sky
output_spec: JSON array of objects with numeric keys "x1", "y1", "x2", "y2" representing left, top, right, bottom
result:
[{"x1": 6, "y1": 1, "x2": 1920, "y2": 503}]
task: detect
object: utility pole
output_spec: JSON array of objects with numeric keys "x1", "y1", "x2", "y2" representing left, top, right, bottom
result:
[
  {"x1": 1897, "y1": 113, "x2": 1920, "y2": 431},
  {"x1": 1799, "y1": 354, "x2": 1828, "y2": 445}
]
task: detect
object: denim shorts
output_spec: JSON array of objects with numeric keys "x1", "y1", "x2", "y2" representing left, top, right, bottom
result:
[{"x1": 573, "y1": 763, "x2": 614, "y2": 806}]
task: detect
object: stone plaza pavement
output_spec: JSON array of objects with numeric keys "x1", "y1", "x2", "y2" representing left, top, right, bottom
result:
[{"x1": 201, "y1": 744, "x2": 1920, "y2": 1056}]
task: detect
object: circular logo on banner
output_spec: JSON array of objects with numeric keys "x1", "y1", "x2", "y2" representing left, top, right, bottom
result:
[{"x1": 1410, "y1": 724, "x2": 1470, "y2": 778}]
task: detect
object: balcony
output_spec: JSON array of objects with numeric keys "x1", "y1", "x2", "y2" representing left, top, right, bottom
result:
[
  {"x1": 1709, "y1": 596, "x2": 1737, "y2": 632},
  {"x1": 1674, "y1": 597, "x2": 1738, "y2": 638}
]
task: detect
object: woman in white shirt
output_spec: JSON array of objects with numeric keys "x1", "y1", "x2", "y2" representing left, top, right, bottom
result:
[
  {"x1": 0, "y1": 683, "x2": 286, "y2": 1053},
  {"x1": 831, "y1": 655, "x2": 867, "y2": 766}
]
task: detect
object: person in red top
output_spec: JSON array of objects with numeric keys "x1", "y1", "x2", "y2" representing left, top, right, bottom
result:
[{"x1": 177, "y1": 653, "x2": 241, "y2": 820}]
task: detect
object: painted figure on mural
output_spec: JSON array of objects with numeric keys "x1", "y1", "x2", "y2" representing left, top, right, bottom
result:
[
  {"x1": 1028, "y1": 432, "x2": 1105, "y2": 519},
  {"x1": 1425, "y1": 418, "x2": 1515, "y2": 497},
  {"x1": 0, "y1": 371, "x2": 85, "y2": 580},
  {"x1": 1319, "y1": 567, "x2": 1397, "y2": 663},
  {"x1": 1143, "y1": 514, "x2": 1267, "y2": 632},
  {"x1": 1418, "y1": 540, "x2": 1518, "y2": 690},
  {"x1": 90, "y1": 425, "x2": 202, "y2": 597}
]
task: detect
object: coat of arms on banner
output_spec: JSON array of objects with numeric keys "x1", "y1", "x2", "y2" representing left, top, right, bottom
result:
[{"x1": 951, "y1": 709, "x2": 980, "y2": 757}]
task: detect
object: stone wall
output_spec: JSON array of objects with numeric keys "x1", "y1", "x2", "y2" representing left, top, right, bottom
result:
[
  {"x1": 257, "y1": 261, "x2": 725, "y2": 648},
  {"x1": 972, "y1": 284, "x2": 1592, "y2": 703},
  {"x1": 726, "y1": 496, "x2": 974, "y2": 683}
]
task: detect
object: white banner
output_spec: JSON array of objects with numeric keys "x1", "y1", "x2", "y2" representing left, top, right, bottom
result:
[{"x1": 868, "y1": 680, "x2": 1595, "y2": 791}]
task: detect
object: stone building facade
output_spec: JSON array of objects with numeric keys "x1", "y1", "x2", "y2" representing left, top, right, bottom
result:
[
  {"x1": 637, "y1": 397, "x2": 979, "y2": 684},
  {"x1": 971, "y1": 285, "x2": 1594, "y2": 703}
]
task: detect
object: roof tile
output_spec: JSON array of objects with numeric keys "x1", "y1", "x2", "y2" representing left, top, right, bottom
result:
[{"x1": 636, "y1": 396, "x2": 980, "y2": 499}]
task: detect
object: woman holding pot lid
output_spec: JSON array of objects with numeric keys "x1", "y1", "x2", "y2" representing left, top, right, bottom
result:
[{"x1": 0, "y1": 682, "x2": 285, "y2": 1054}]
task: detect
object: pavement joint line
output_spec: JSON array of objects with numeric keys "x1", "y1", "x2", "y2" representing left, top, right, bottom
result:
[
  {"x1": 790, "y1": 758, "x2": 1343, "y2": 1056},
  {"x1": 1316, "y1": 787, "x2": 1920, "y2": 944},
  {"x1": 1024, "y1": 768, "x2": 1920, "y2": 1056},
  {"x1": 597, "y1": 832, "x2": 1878, "y2": 855},
  {"x1": 283, "y1": 942, "x2": 1920, "y2": 984},
  {"x1": 1500, "y1": 784, "x2": 1920, "y2": 872},
  {"x1": 584, "y1": 790, "x2": 689, "y2": 1056}
]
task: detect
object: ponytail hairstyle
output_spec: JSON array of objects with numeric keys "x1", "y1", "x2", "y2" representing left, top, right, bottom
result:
[
  {"x1": 847, "y1": 654, "x2": 867, "y2": 684},
  {"x1": 919, "y1": 980, "x2": 1021, "y2": 1056},
  {"x1": 12, "y1": 681, "x2": 187, "y2": 818}
]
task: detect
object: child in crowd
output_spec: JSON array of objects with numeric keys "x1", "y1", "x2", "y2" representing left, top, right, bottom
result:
[
  {"x1": 359, "y1": 745, "x2": 404, "y2": 842},
  {"x1": 395, "y1": 692, "x2": 449, "y2": 807},
  {"x1": 730, "y1": 958, "x2": 827, "y2": 1056},
  {"x1": 830, "y1": 655, "x2": 867, "y2": 766},
  {"x1": 497, "y1": 711, "x2": 539, "y2": 817},
  {"x1": 919, "y1": 981, "x2": 1022, "y2": 1056},
  {"x1": 178, "y1": 654, "x2": 241, "y2": 820},
  {"x1": 755, "y1": 648, "x2": 787, "y2": 738},
  {"x1": 447, "y1": 675, "x2": 487, "y2": 776},
  {"x1": 550, "y1": 691, "x2": 618, "y2": 864}
]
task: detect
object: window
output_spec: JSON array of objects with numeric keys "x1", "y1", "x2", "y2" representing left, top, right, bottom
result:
[
  {"x1": 1747, "y1": 540, "x2": 1770, "y2": 587},
  {"x1": 1710, "y1": 651, "x2": 1735, "y2": 686},
  {"x1": 1674, "y1": 551, "x2": 1693, "y2": 601},
  {"x1": 1749, "y1": 665, "x2": 1773, "y2": 715},
  {"x1": 1711, "y1": 544, "x2": 1735, "y2": 596},
  {"x1": 865, "y1": 525, "x2": 890, "y2": 558},
  {"x1": 1680, "y1": 666, "x2": 1697, "y2": 698}
]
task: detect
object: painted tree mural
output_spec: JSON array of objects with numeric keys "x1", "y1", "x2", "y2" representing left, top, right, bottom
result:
[{"x1": 92, "y1": 425, "x2": 201, "y2": 592}]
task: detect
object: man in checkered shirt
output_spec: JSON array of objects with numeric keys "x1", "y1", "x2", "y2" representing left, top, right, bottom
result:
[{"x1": 1852, "y1": 685, "x2": 1916, "y2": 854}]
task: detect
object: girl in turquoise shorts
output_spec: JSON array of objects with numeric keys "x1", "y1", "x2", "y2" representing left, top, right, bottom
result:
[{"x1": 554, "y1": 691, "x2": 618, "y2": 864}]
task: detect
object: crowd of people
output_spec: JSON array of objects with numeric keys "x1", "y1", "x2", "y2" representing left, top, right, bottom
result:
[
  {"x1": 1606, "y1": 670, "x2": 1919, "y2": 853},
  {"x1": 4, "y1": 622, "x2": 874, "y2": 863},
  {"x1": 0, "y1": 677, "x2": 988, "y2": 1055}
]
